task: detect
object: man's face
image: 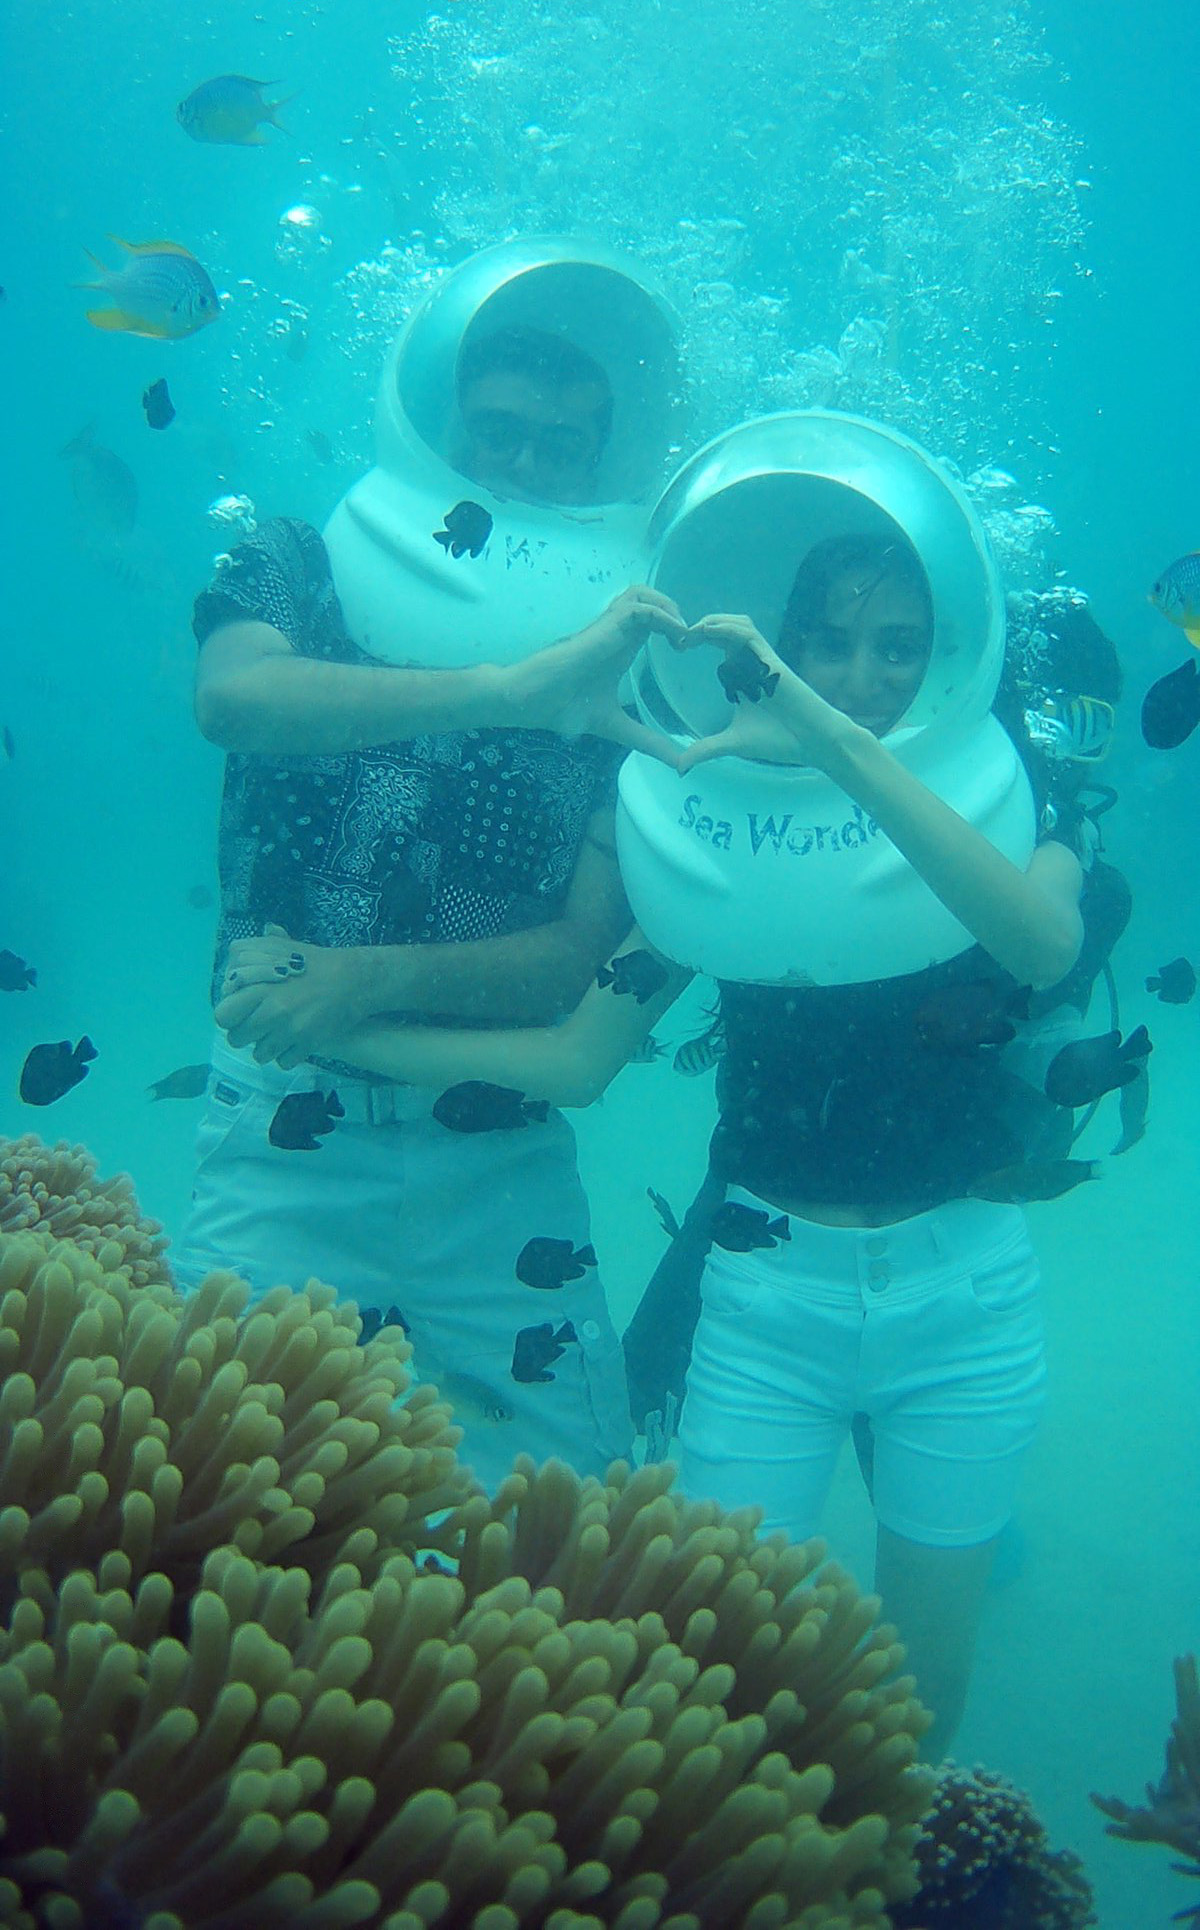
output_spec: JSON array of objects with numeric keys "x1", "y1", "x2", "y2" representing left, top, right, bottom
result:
[{"x1": 458, "y1": 370, "x2": 608, "y2": 506}]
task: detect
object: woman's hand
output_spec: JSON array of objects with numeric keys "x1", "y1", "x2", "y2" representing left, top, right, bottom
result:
[
  {"x1": 674, "y1": 614, "x2": 858, "y2": 773},
  {"x1": 215, "y1": 927, "x2": 377, "y2": 1068},
  {"x1": 503, "y1": 586, "x2": 689, "y2": 764}
]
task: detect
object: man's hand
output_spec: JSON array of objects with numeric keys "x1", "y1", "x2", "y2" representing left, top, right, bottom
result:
[
  {"x1": 215, "y1": 929, "x2": 381, "y2": 1069},
  {"x1": 503, "y1": 586, "x2": 688, "y2": 763},
  {"x1": 674, "y1": 614, "x2": 857, "y2": 773}
]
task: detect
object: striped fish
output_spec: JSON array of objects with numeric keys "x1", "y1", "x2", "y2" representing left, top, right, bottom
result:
[
  {"x1": 672, "y1": 1015, "x2": 726, "y2": 1076},
  {"x1": 1025, "y1": 694, "x2": 1114, "y2": 764},
  {"x1": 79, "y1": 237, "x2": 220, "y2": 339}
]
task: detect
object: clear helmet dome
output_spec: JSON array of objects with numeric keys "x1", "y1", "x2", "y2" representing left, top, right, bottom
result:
[
  {"x1": 324, "y1": 238, "x2": 681, "y2": 670},
  {"x1": 382, "y1": 236, "x2": 682, "y2": 506},
  {"x1": 632, "y1": 410, "x2": 1004, "y2": 747}
]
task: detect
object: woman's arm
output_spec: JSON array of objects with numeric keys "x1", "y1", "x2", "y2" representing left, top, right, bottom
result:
[
  {"x1": 219, "y1": 932, "x2": 691, "y2": 1107},
  {"x1": 679, "y1": 616, "x2": 1084, "y2": 989}
]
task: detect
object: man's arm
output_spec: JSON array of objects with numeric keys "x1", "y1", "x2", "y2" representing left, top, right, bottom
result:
[
  {"x1": 195, "y1": 621, "x2": 511, "y2": 755},
  {"x1": 194, "y1": 584, "x2": 689, "y2": 758},
  {"x1": 215, "y1": 806, "x2": 635, "y2": 1065}
]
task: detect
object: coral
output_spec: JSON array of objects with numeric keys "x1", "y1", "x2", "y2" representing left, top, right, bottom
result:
[
  {"x1": 0, "y1": 1230, "x2": 469, "y2": 1615},
  {"x1": 1092, "y1": 1654, "x2": 1200, "y2": 1921},
  {"x1": 0, "y1": 1198, "x2": 936, "y2": 1928},
  {"x1": 0, "y1": 1134, "x2": 172, "y2": 1292},
  {"x1": 887, "y1": 1762, "x2": 1096, "y2": 1929}
]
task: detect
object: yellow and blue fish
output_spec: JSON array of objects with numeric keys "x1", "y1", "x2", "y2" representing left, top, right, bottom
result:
[
  {"x1": 177, "y1": 75, "x2": 292, "y2": 145},
  {"x1": 1150, "y1": 552, "x2": 1200, "y2": 647},
  {"x1": 78, "y1": 238, "x2": 220, "y2": 340},
  {"x1": 1025, "y1": 693, "x2": 1115, "y2": 764}
]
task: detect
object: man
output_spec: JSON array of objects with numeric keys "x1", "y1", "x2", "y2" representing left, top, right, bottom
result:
[{"x1": 176, "y1": 241, "x2": 683, "y2": 1491}]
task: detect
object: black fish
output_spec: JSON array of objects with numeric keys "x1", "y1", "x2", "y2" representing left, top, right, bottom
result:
[
  {"x1": 673, "y1": 1016, "x2": 725, "y2": 1076},
  {"x1": 1044, "y1": 1026, "x2": 1152, "y2": 1109},
  {"x1": 357, "y1": 1303, "x2": 409, "y2": 1345},
  {"x1": 268, "y1": 1088, "x2": 344, "y2": 1150},
  {"x1": 432, "y1": 1080, "x2": 550, "y2": 1133},
  {"x1": 2, "y1": 725, "x2": 14, "y2": 760},
  {"x1": 285, "y1": 325, "x2": 309, "y2": 363},
  {"x1": 147, "y1": 1063, "x2": 210, "y2": 1102},
  {"x1": 186, "y1": 883, "x2": 215, "y2": 910},
  {"x1": 717, "y1": 644, "x2": 780, "y2": 705},
  {"x1": 969, "y1": 1159, "x2": 1099, "y2": 1203},
  {"x1": 433, "y1": 500, "x2": 493, "y2": 559},
  {"x1": 596, "y1": 949, "x2": 669, "y2": 1005},
  {"x1": 1142, "y1": 656, "x2": 1200, "y2": 750},
  {"x1": 1145, "y1": 956, "x2": 1196, "y2": 1005},
  {"x1": 515, "y1": 1236, "x2": 597, "y2": 1290},
  {"x1": 0, "y1": 949, "x2": 36, "y2": 991},
  {"x1": 20, "y1": 1036, "x2": 97, "y2": 1106},
  {"x1": 306, "y1": 428, "x2": 333, "y2": 463},
  {"x1": 710, "y1": 1200, "x2": 791, "y2": 1253},
  {"x1": 646, "y1": 1186, "x2": 681, "y2": 1239},
  {"x1": 914, "y1": 978, "x2": 1032, "y2": 1052},
  {"x1": 511, "y1": 1318, "x2": 577, "y2": 1384},
  {"x1": 142, "y1": 378, "x2": 175, "y2": 430}
]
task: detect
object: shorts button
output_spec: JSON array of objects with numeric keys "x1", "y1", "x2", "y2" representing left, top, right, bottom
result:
[
  {"x1": 867, "y1": 1262, "x2": 890, "y2": 1290},
  {"x1": 580, "y1": 1319, "x2": 601, "y2": 1342},
  {"x1": 865, "y1": 1235, "x2": 887, "y2": 1255}
]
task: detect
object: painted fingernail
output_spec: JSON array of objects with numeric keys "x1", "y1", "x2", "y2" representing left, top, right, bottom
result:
[{"x1": 273, "y1": 963, "x2": 290, "y2": 978}]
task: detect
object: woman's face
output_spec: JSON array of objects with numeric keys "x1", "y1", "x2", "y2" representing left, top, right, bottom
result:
[{"x1": 788, "y1": 564, "x2": 932, "y2": 735}]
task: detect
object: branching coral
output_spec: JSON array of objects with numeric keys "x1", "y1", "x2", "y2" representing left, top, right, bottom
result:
[
  {"x1": 887, "y1": 1761, "x2": 1096, "y2": 1929},
  {"x1": 1092, "y1": 1655, "x2": 1200, "y2": 1922},
  {"x1": 0, "y1": 1134, "x2": 172, "y2": 1291},
  {"x1": 0, "y1": 1188, "x2": 934, "y2": 1928}
]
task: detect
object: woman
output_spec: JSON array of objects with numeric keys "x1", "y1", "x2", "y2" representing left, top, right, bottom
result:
[{"x1": 219, "y1": 532, "x2": 1083, "y2": 1759}]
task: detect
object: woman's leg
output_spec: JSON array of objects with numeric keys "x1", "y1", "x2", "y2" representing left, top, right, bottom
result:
[{"x1": 874, "y1": 1526, "x2": 998, "y2": 1761}]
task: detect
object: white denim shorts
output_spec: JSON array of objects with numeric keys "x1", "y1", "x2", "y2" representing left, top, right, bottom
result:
[
  {"x1": 678, "y1": 1185, "x2": 1047, "y2": 1548},
  {"x1": 173, "y1": 1037, "x2": 633, "y2": 1494}
]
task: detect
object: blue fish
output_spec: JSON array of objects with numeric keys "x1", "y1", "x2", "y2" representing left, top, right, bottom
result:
[
  {"x1": 79, "y1": 238, "x2": 220, "y2": 340},
  {"x1": 177, "y1": 75, "x2": 292, "y2": 146}
]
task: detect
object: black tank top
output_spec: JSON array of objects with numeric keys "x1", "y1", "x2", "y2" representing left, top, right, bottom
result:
[{"x1": 712, "y1": 947, "x2": 1050, "y2": 1208}]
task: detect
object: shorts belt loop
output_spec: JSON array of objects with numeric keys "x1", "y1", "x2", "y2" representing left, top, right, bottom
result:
[{"x1": 365, "y1": 1085, "x2": 399, "y2": 1127}]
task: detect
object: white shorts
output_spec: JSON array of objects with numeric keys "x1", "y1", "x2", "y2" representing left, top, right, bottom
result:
[
  {"x1": 678, "y1": 1185, "x2": 1047, "y2": 1548},
  {"x1": 173, "y1": 1037, "x2": 633, "y2": 1493}
]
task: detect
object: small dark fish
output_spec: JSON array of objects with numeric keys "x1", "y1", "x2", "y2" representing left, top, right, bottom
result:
[
  {"x1": 1145, "y1": 956, "x2": 1196, "y2": 1005},
  {"x1": 1044, "y1": 1026, "x2": 1153, "y2": 1109},
  {"x1": 432, "y1": 1080, "x2": 550, "y2": 1133},
  {"x1": 147, "y1": 1063, "x2": 209, "y2": 1102},
  {"x1": 511, "y1": 1319, "x2": 577, "y2": 1385},
  {"x1": 61, "y1": 425, "x2": 138, "y2": 536},
  {"x1": 717, "y1": 644, "x2": 780, "y2": 705},
  {"x1": 969, "y1": 1159, "x2": 1099, "y2": 1204},
  {"x1": 1142, "y1": 657, "x2": 1200, "y2": 750},
  {"x1": 268, "y1": 1088, "x2": 344, "y2": 1150},
  {"x1": 357, "y1": 1303, "x2": 409, "y2": 1346},
  {"x1": 186, "y1": 883, "x2": 215, "y2": 910},
  {"x1": 646, "y1": 1186, "x2": 681, "y2": 1239},
  {"x1": 596, "y1": 949, "x2": 669, "y2": 1005},
  {"x1": 1112, "y1": 1064, "x2": 1150, "y2": 1156},
  {"x1": 515, "y1": 1236, "x2": 597, "y2": 1290},
  {"x1": 2, "y1": 725, "x2": 14, "y2": 761},
  {"x1": 0, "y1": 949, "x2": 36, "y2": 991},
  {"x1": 20, "y1": 1036, "x2": 97, "y2": 1106},
  {"x1": 177, "y1": 75, "x2": 292, "y2": 146},
  {"x1": 914, "y1": 978, "x2": 1032, "y2": 1052},
  {"x1": 142, "y1": 378, "x2": 175, "y2": 430},
  {"x1": 673, "y1": 1016, "x2": 725, "y2": 1075},
  {"x1": 710, "y1": 1200, "x2": 791, "y2": 1253},
  {"x1": 306, "y1": 428, "x2": 333, "y2": 464},
  {"x1": 285, "y1": 325, "x2": 309, "y2": 363},
  {"x1": 433, "y1": 500, "x2": 493, "y2": 559}
]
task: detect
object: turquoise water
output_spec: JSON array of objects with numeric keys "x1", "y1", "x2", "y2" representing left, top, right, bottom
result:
[{"x1": 3, "y1": 1, "x2": 1198, "y2": 1922}]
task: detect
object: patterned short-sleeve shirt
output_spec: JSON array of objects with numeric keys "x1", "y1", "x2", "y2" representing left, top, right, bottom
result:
[{"x1": 195, "y1": 517, "x2": 618, "y2": 1001}]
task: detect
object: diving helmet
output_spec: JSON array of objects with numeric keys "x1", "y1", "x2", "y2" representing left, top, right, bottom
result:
[
  {"x1": 617, "y1": 411, "x2": 1037, "y2": 986},
  {"x1": 323, "y1": 237, "x2": 680, "y2": 669}
]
